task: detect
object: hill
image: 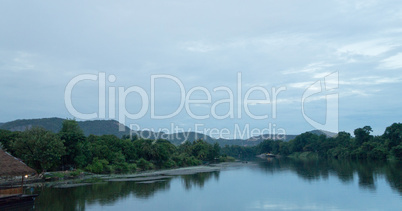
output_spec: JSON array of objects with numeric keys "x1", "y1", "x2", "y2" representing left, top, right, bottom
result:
[
  {"x1": 0, "y1": 117, "x2": 65, "y2": 133},
  {"x1": 309, "y1": 129, "x2": 338, "y2": 137},
  {"x1": 0, "y1": 118, "x2": 132, "y2": 137},
  {"x1": 0, "y1": 118, "x2": 338, "y2": 146}
]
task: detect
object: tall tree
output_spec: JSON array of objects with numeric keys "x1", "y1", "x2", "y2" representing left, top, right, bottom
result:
[
  {"x1": 354, "y1": 126, "x2": 373, "y2": 146},
  {"x1": 12, "y1": 127, "x2": 65, "y2": 172},
  {"x1": 59, "y1": 119, "x2": 89, "y2": 168},
  {"x1": 383, "y1": 123, "x2": 402, "y2": 150},
  {"x1": 0, "y1": 129, "x2": 20, "y2": 153}
]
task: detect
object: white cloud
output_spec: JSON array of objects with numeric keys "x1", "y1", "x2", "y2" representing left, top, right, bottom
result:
[
  {"x1": 378, "y1": 53, "x2": 402, "y2": 69},
  {"x1": 288, "y1": 81, "x2": 313, "y2": 89},
  {"x1": 1, "y1": 51, "x2": 37, "y2": 72},
  {"x1": 340, "y1": 76, "x2": 402, "y2": 85},
  {"x1": 337, "y1": 39, "x2": 398, "y2": 57},
  {"x1": 282, "y1": 62, "x2": 334, "y2": 75},
  {"x1": 341, "y1": 89, "x2": 371, "y2": 97}
]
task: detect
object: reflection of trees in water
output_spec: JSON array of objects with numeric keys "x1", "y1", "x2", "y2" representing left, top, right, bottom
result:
[
  {"x1": 35, "y1": 180, "x2": 171, "y2": 210},
  {"x1": 384, "y1": 162, "x2": 402, "y2": 194},
  {"x1": 180, "y1": 171, "x2": 220, "y2": 190},
  {"x1": 256, "y1": 158, "x2": 402, "y2": 195},
  {"x1": 34, "y1": 171, "x2": 220, "y2": 210}
]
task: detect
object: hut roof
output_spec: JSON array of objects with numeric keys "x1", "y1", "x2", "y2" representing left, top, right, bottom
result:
[{"x1": 0, "y1": 149, "x2": 36, "y2": 177}]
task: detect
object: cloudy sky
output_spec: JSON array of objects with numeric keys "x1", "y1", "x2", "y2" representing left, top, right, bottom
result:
[{"x1": 1, "y1": 0, "x2": 401, "y2": 138}]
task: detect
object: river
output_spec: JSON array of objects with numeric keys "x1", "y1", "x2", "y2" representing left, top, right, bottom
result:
[{"x1": 30, "y1": 158, "x2": 402, "y2": 210}]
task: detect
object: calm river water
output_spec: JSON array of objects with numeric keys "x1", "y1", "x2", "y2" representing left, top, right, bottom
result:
[{"x1": 31, "y1": 158, "x2": 402, "y2": 211}]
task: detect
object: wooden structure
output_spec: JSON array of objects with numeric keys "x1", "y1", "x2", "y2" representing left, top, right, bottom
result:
[{"x1": 0, "y1": 149, "x2": 38, "y2": 207}]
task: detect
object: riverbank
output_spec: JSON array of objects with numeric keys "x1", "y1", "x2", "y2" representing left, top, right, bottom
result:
[{"x1": 1, "y1": 162, "x2": 249, "y2": 189}]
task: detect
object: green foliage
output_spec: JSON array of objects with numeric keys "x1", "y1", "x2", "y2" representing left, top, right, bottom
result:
[
  {"x1": 12, "y1": 127, "x2": 65, "y2": 172},
  {"x1": 3, "y1": 119, "x2": 401, "y2": 175},
  {"x1": 85, "y1": 158, "x2": 109, "y2": 174},
  {"x1": 172, "y1": 154, "x2": 201, "y2": 166},
  {"x1": 59, "y1": 119, "x2": 88, "y2": 167},
  {"x1": 221, "y1": 145, "x2": 257, "y2": 158},
  {"x1": 219, "y1": 155, "x2": 236, "y2": 162},
  {"x1": 161, "y1": 159, "x2": 177, "y2": 169},
  {"x1": 136, "y1": 158, "x2": 155, "y2": 170},
  {"x1": 354, "y1": 126, "x2": 373, "y2": 146},
  {"x1": 383, "y1": 123, "x2": 402, "y2": 150},
  {"x1": 0, "y1": 129, "x2": 20, "y2": 153},
  {"x1": 70, "y1": 169, "x2": 84, "y2": 177},
  {"x1": 251, "y1": 124, "x2": 402, "y2": 162},
  {"x1": 391, "y1": 144, "x2": 402, "y2": 160}
]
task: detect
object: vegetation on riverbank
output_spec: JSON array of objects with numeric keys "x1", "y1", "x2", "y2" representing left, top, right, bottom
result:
[
  {"x1": 0, "y1": 120, "x2": 221, "y2": 174},
  {"x1": 0, "y1": 120, "x2": 401, "y2": 174},
  {"x1": 222, "y1": 123, "x2": 402, "y2": 161}
]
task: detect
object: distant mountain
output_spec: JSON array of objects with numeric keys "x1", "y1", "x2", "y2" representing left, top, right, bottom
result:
[
  {"x1": 0, "y1": 117, "x2": 132, "y2": 137},
  {"x1": 0, "y1": 118, "x2": 65, "y2": 133},
  {"x1": 165, "y1": 132, "x2": 216, "y2": 145},
  {"x1": 77, "y1": 119, "x2": 131, "y2": 137},
  {"x1": 309, "y1": 129, "x2": 337, "y2": 137},
  {"x1": 0, "y1": 118, "x2": 338, "y2": 146},
  {"x1": 247, "y1": 134, "x2": 297, "y2": 143}
]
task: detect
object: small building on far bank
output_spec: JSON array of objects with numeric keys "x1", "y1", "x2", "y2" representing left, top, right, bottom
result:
[{"x1": 0, "y1": 148, "x2": 36, "y2": 197}]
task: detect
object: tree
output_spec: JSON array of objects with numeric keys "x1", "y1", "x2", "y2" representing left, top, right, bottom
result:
[
  {"x1": 12, "y1": 127, "x2": 65, "y2": 172},
  {"x1": 59, "y1": 119, "x2": 89, "y2": 168},
  {"x1": 354, "y1": 126, "x2": 373, "y2": 146},
  {"x1": 290, "y1": 132, "x2": 319, "y2": 152},
  {"x1": 0, "y1": 129, "x2": 20, "y2": 153},
  {"x1": 212, "y1": 142, "x2": 221, "y2": 159},
  {"x1": 391, "y1": 144, "x2": 402, "y2": 160},
  {"x1": 383, "y1": 123, "x2": 402, "y2": 150}
]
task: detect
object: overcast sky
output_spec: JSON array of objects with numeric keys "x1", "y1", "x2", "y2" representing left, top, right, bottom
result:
[{"x1": 1, "y1": 0, "x2": 401, "y2": 137}]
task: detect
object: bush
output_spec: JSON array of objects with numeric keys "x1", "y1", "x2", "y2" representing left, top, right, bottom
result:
[
  {"x1": 219, "y1": 156, "x2": 235, "y2": 162},
  {"x1": 391, "y1": 144, "x2": 402, "y2": 160},
  {"x1": 136, "y1": 158, "x2": 155, "y2": 170},
  {"x1": 111, "y1": 163, "x2": 137, "y2": 173},
  {"x1": 70, "y1": 169, "x2": 84, "y2": 177},
  {"x1": 162, "y1": 159, "x2": 177, "y2": 169},
  {"x1": 128, "y1": 163, "x2": 137, "y2": 172},
  {"x1": 85, "y1": 158, "x2": 109, "y2": 174}
]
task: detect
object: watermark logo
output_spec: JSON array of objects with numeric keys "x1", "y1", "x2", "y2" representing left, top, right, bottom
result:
[
  {"x1": 301, "y1": 71, "x2": 339, "y2": 133},
  {"x1": 64, "y1": 72, "x2": 287, "y2": 126},
  {"x1": 64, "y1": 71, "x2": 339, "y2": 139}
]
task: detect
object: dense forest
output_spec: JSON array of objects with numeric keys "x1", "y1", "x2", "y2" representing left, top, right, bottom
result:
[
  {"x1": 0, "y1": 120, "x2": 401, "y2": 174},
  {"x1": 0, "y1": 120, "x2": 225, "y2": 173},
  {"x1": 222, "y1": 123, "x2": 402, "y2": 161}
]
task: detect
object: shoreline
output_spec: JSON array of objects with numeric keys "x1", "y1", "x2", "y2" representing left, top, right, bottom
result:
[{"x1": 15, "y1": 161, "x2": 251, "y2": 189}]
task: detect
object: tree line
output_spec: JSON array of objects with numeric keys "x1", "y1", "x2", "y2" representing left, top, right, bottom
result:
[
  {"x1": 0, "y1": 120, "x2": 223, "y2": 173},
  {"x1": 222, "y1": 123, "x2": 402, "y2": 161},
  {"x1": 0, "y1": 120, "x2": 401, "y2": 173}
]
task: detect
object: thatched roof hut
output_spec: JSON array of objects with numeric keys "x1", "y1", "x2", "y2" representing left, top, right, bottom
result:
[{"x1": 0, "y1": 149, "x2": 36, "y2": 177}]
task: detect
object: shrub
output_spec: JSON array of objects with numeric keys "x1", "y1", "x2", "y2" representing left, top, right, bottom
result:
[
  {"x1": 85, "y1": 158, "x2": 109, "y2": 174},
  {"x1": 70, "y1": 169, "x2": 84, "y2": 177},
  {"x1": 162, "y1": 159, "x2": 177, "y2": 169},
  {"x1": 219, "y1": 156, "x2": 235, "y2": 162},
  {"x1": 136, "y1": 158, "x2": 155, "y2": 170}
]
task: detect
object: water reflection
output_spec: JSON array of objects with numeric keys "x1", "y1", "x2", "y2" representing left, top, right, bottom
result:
[
  {"x1": 256, "y1": 158, "x2": 402, "y2": 195},
  {"x1": 34, "y1": 180, "x2": 172, "y2": 210},
  {"x1": 34, "y1": 171, "x2": 220, "y2": 210},
  {"x1": 29, "y1": 160, "x2": 402, "y2": 210},
  {"x1": 180, "y1": 171, "x2": 220, "y2": 190}
]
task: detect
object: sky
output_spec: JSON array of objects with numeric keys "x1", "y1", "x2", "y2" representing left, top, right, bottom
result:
[{"x1": 1, "y1": 0, "x2": 401, "y2": 138}]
